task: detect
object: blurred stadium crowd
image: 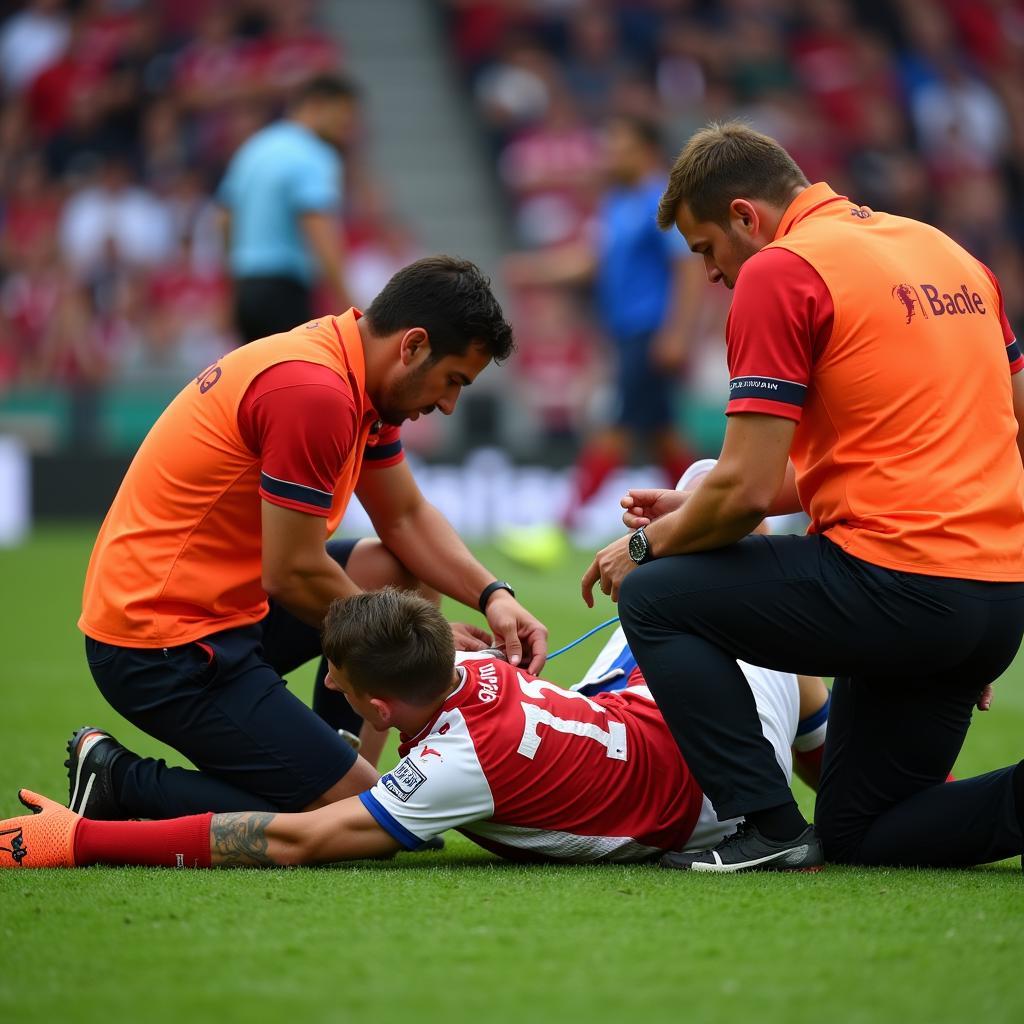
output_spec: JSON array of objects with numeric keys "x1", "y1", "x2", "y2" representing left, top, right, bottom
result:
[
  {"x1": 2, "y1": 0, "x2": 1024, "y2": 459},
  {"x1": 0, "y1": 0, "x2": 417, "y2": 402},
  {"x1": 451, "y1": 0, "x2": 1024, "y2": 453}
]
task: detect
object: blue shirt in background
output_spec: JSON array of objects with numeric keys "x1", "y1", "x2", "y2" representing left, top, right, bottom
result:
[
  {"x1": 218, "y1": 120, "x2": 342, "y2": 285},
  {"x1": 595, "y1": 174, "x2": 691, "y2": 343}
]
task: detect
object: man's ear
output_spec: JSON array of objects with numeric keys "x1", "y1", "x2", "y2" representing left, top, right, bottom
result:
[
  {"x1": 729, "y1": 198, "x2": 759, "y2": 235},
  {"x1": 399, "y1": 327, "x2": 430, "y2": 366},
  {"x1": 369, "y1": 696, "x2": 394, "y2": 726}
]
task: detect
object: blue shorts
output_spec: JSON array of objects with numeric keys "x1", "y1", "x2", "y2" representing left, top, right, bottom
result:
[{"x1": 612, "y1": 332, "x2": 677, "y2": 433}]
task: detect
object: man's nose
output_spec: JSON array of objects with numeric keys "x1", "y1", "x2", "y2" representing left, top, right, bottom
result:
[{"x1": 437, "y1": 387, "x2": 460, "y2": 416}]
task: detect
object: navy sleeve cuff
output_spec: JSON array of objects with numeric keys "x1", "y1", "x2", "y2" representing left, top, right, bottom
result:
[{"x1": 359, "y1": 791, "x2": 427, "y2": 851}]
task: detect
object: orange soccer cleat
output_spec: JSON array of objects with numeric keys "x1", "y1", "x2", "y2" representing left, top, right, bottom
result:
[{"x1": 0, "y1": 789, "x2": 81, "y2": 868}]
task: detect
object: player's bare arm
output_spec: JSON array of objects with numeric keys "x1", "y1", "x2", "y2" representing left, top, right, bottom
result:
[
  {"x1": 1, "y1": 790, "x2": 400, "y2": 870},
  {"x1": 210, "y1": 799, "x2": 399, "y2": 867},
  {"x1": 583, "y1": 414, "x2": 798, "y2": 605},
  {"x1": 300, "y1": 209, "x2": 354, "y2": 313},
  {"x1": 650, "y1": 255, "x2": 704, "y2": 372},
  {"x1": 357, "y1": 460, "x2": 548, "y2": 671},
  {"x1": 503, "y1": 243, "x2": 596, "y2": 289},
  {"x1": 261, "y1": 500, "x2": 362, "y2": 627}
]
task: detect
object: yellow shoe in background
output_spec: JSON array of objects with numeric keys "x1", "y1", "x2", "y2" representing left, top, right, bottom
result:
[{"x1": 495, "y1": 523, "x2": 570, "y2": 571}]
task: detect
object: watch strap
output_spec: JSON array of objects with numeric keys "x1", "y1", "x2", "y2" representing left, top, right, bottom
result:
[{"x1": 479, "y1": 580, "x2": 516, "y2": 614}]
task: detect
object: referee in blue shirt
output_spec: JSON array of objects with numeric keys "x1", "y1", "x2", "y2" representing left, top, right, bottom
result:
[
  {"x1": 505, "y1": 114, "x2": 704, "y2": 522},
  {"x1": 218, "y1": 74, "x2": 359, "y2": 343}
]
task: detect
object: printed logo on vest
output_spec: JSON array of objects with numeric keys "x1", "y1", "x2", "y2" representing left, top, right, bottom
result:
[
  {"x1": 892, "y1": 284, "x2": 928, "y2": 324},
  {"x1": 196, "y1": 362, "x2": 222, "y2": 393},
  {"x1": 893, "y1": 283, "x2": 988, "y2": 324}
]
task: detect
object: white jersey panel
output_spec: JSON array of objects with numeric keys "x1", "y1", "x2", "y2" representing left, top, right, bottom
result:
[
  {"x1": 362, "y1": 705, "x2": 495, "y2": 848},
  {"x1": 682, "y1": 664, "x2": 799, "y2": 853},
  {"x1": 462, "y1": 822, "x2": 661, "y2": 864}
]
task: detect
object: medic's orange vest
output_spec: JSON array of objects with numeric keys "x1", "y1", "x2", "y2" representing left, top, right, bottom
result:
[
  {"x1": 765, "y1": 183, "x2": 1024, "y2": 580},
  {"x1": 80, "y1": 311, "x2": 375, "y2": 647}
]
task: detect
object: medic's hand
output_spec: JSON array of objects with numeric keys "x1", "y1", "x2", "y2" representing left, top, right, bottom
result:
[
  {"x1": 581, "y1": 534, "x2": 637, "y2": 607},
  {"x1": 621, "y1": 488, "x2": 689, "y2": 530},
  {"x1": 483, "y1": 593, "x2": 548, "y2": 674},
  {"x1": 451, "y1": 622, "x2": 493, "y2": 653}
]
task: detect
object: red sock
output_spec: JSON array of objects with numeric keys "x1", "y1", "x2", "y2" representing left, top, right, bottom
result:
[
  {"x1": 793, "y1": 744, "x2": 825, "y2": 790},
  {"x1": 75, "y1": 813, "x2": 214, "y2": 868},
  {"x1": 564, "y1": 446, "x2": 621, "y2": 528}
]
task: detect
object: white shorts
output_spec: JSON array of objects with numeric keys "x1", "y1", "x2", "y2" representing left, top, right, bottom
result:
[
  {"x1": 682, "y1": 660, "x2": 799, "y2": 852},
  {"x1": 575, "y1": 621, "x2": 800, "y2": 852}
]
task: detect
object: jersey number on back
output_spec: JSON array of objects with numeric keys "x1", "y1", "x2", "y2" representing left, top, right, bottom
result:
[{"x1": 515, "y1": 673, "x2": 628, "y2": 762}]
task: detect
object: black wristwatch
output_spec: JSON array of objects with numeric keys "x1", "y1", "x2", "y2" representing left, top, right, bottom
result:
[
  {"x1": 479, "y1": 580, "x2": 516, "y2": 614},
  {"x1": 628, "y1": 526, "x2": 653, "y2": 565}
]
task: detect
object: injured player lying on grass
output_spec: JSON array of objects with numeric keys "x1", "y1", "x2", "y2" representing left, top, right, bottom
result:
[{"x1": 1, "y1": 588, "x2": 830, "y2": 872}]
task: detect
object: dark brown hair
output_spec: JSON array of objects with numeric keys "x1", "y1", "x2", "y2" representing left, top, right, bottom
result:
[
  {"x1": 657, "y1": 121, "x2": 809, "y2": 230},
  {"x1": 293, "y1": 73, "x2": 361, "y2": 106},
  {"x1": 321, "y1": 589, "x2": 455, "y2": 705},
  {"x1": 366, "y1": 255, "x2": 515, "y2": 363}
]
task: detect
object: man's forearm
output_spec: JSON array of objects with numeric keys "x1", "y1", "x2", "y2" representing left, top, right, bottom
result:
[
  {"x1": 659, "y1": 257, "x2": 704, "y2": 357},
  {"x1": 211, "y1": 801, "x2": 398, "y2": 867},
  {"x1": 301, "y1": 211, "x2": 353, "y2": 311},
  {"x1": 316, "y1": 248, "x2": 354, "y2": 312},
  {"x1": 376, "y1": 502, "x2": 496, "y2": 610},
  {"x1": 645, "y1": 476, "x2": 767, "y2": 556},
  {"x1": 265, "y1": 554, "x2": 362, "y2": 627},
  {"x1": 211, "y1": 811, "x2": 281, "y2": 866},
  {"x1": 767, "y1": 461, "x2": 803, "y2": 516}
]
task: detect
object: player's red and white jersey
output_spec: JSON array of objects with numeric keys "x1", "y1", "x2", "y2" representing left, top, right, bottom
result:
[{"x1": 359, "y1": 654, "x2": 705, "y2": 862}]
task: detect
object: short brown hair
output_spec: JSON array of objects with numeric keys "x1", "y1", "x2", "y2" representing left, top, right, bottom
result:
[
  {"x1": 321, "y1": 589, "x2": 455, "y2": 705},
  {"x1": 657, "y1": 121, "x2": 809, "y2": 230}
]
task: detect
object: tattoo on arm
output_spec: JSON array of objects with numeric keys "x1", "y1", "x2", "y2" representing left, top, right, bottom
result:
[{"x1": 211, "y1": 812, "x2": 277, "y2": 867}]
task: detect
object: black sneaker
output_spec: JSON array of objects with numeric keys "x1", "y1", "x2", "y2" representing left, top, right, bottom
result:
[
  {"x1": 64, "y1": 726, "x2": 129, "y2": 819},
  {"x1": 660, "y1": 821, "x2": 824, "y2": 873}
]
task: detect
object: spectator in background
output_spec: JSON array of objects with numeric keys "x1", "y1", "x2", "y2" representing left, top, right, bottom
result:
[
  {"x1": 497, "y1": 86, "x2": 602, "y2": 248},
  {"x1": 508, "y1": 285, "x2": 598, "y2": 455},
  {"x1": 58, "y1": 153, "x2": 174, "y2": 275},
  {"x1": 217, "y1": 73, "x2": 358, "y2": 343},
  {"x1": 0, "y1": 0, "x2": 70, "y2": 96},
  {"x1": 505, "y1": 113, "x2": 703, "y2": 535}
]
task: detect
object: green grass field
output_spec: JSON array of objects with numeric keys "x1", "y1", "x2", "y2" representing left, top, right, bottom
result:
[{"x1": 1, "y1": 526, "x2": 1023, "y2": 1024}]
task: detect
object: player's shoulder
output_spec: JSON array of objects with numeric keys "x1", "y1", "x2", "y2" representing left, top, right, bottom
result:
[
  {"x1": 451, "y1": 654, "x2": 520, "y2": 711},
  {"x1": 734, "y1": 246, "x2": 829, "y2": 311},
  {"x1": 244, "y1": 359, "x2": 355, "y2": 417},
  {"x1": 742, "y1": 244, "x2": 820, "y2": 282},
  {"x1": 397, "y1": 657, "x2": 514, "y2": 756}
]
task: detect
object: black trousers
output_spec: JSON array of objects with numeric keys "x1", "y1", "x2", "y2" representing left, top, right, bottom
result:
[
  {"x1": 618, "y1": 533, "x2": 1024, "y2": 866},
  {"x1": 233, "y1": 275, "x2": 312, "y2": 343},
  {"x1": 86, "y1": 540, "x2": 362, "y2": 818}
]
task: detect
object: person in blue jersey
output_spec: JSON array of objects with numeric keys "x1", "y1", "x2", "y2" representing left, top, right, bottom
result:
[
  {"x1": 505, "y1": 113, "x2": 704, "y2": 531},
  {"x1": 217, "y1": 73, "x2": 359, "y2": 343}
]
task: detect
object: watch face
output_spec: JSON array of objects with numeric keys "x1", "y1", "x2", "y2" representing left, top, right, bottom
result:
[{"x1": 629, "y1": 530, "x2": 647, "y2": 564}]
